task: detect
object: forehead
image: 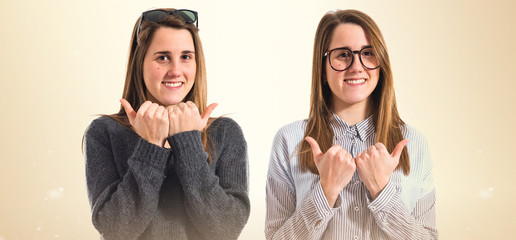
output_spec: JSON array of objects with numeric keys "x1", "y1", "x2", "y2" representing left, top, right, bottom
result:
[
  {"x1": 148, "y1": 27, "x2": 195, "y2": 51},
  {"x1": 329, "y1": 23, "x2": 370, "y2": 49}
]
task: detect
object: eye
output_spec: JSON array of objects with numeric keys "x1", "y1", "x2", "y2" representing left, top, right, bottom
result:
[
  {"x1": 156, "y1": 55, "x2": 170, "y2": 62},
  {"x1": 333, "y1": 49, "x2": 352, "y2": 59},
  {"x1": 181, "y1": 53, "x2": 194, "y2": 60},
  {"x1": 338, "y1": 51, "x2": 351, "y2": 58},
  {"x1": 362, "y1": 49, "x2": 375, "y2": 57}
]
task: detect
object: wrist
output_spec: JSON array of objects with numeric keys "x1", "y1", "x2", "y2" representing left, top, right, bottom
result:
[
  {"x1": 368, "y1": 181, "x2": 388, "y2": 200},
  {"x1": 321, "y1": 186, "x2": 339, "y2": 207}
]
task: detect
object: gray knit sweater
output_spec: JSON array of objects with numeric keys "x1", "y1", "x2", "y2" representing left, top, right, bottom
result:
[{"x1": 84, "y1": 116, "x2": 250, "y2": 240}]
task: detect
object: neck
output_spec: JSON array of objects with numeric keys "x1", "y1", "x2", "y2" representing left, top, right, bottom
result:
[{"x1": 332, "y1": 99, "x2": 370, "y2": 125}]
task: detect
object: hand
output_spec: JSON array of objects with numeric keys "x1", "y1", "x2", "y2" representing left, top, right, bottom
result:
[
  {"x1": 355, "y1": 140, "x2": 409, "y2": 200},
  {"x1": 167, "y1": 101, "x2": 217, "y2": 136},
  {"x1": 305, "y1": 136, "x2": 356, "y2": 207},
  {"x1": 120, "y1": 99, "x2": 169, "y2": 147}
]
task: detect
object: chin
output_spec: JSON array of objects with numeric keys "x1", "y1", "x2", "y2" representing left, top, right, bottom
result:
[{"x1": 158, "y1": 99, "x2": 180, "y2": 106}]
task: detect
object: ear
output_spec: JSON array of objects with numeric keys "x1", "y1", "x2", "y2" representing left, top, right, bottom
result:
[{"x1": 321, "y1": 68, "x2": 328, "y2": 84}]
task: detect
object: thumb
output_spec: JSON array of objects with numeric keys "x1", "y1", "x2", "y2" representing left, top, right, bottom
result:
[
  {"x1": 201, "y1": 103, "x2": 218, "y2": 125},
  {"x1": 305, "y1": 136, "x2": 323, "y2": 162},
  {"x1": 120, "y1": 99, "x2": 136, "y2": 125},
  {"x1": 391, "y1": 139, "x2": 409, "y2": 159}
]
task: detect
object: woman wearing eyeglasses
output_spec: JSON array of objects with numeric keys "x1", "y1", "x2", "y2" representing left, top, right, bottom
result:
[
  {"x1": 83, "y1": 9, "x2": 249, "y2": 239},
  {"x1": 265, "y1": 10, "x2": 437, "y2": 239}
]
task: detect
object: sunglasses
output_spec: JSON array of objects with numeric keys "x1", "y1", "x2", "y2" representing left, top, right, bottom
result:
[{"x1": 136, "y1": 9, "x2": 198, "y2": 36}]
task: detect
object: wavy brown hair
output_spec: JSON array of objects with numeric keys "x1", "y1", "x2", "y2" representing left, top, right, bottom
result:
[
  {"x1": 108, "y1": 8, "x2": 215, "y2": 162},
  {"x1": 298, "y1": 9, "x2": 410, "y2": 175}
]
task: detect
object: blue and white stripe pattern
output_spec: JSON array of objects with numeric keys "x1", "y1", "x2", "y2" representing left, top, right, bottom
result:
[{"x1": 265, "y1": 114, "x2": 437, "y2": 239}]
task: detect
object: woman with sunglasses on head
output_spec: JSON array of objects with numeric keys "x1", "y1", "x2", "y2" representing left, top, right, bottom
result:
[
  {"x1": 265, "y1": 10, "x2": 437, "y2": 239},
  {"x1": 83, "y1": 9, "x2": 249, "y2": 240}
]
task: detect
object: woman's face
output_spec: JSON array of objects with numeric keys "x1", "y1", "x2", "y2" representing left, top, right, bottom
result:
[
  {"x1": 325, "y1": 23, "x2": 380, "y2": 111},
  {"x1": 143, "y1": 27, "x2": 196, "y2": 107}
]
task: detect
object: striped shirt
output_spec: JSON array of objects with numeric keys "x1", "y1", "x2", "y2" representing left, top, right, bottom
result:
[{"x1": 265, "y1": 114, "x2": 437, "y2": 240}]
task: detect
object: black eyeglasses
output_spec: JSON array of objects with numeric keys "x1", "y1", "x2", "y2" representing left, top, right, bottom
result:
[
  {"x1": 324, "y1": 46, "x2": 380, "y2": 71},
  {"x1": 136, "y1": 9, "x2": 198, "y2": 36}
]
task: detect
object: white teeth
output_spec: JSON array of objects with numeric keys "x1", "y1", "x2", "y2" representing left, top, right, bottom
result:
[
  {"x1": 346, "y1": 79, "x2": 366, "y2": 84},
  {"x1": 164, "y1": 82, "x2": 183, "y2": 87}
]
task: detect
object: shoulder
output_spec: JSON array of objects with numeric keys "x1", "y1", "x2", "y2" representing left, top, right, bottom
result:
[
  {"x1": 270, "y1": 119, "x2": 307, "y2": 156},
  {"x1": 84, "y1": 116, "x2": 132, "y2": 144},
  {"x1": 85, "y1": 116, "x2": 123, "y2": 136},
  {"x1": 274, "y1": 119, "x2": 307, "y2": 141},
  {"x1": 400, "y1": 124, "x2": 432, "y2": 171},
  {"x1": 207, "y1": 117, "x2": 247, "y2": 147},
  {"x1": 400, "y1": 124, "x2": 429, "y2": 149}
]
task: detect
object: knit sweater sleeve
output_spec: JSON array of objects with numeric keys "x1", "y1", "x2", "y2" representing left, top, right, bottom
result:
[
  {"x1": 84, "y1": 118, "x2": 171, "y2": 239},
  {"x1": 167, "y1": 117, "x2": 250, "y2": 240}
]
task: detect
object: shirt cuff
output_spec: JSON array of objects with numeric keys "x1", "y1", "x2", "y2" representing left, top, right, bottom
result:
[
  {"x1": 309, "y1": 181, "x2": 343, "y2": 229},
  {"x1": 367, "y1": 173, "x2": 401, "y2": 214},
  {"x1": 132, "y1": 137, "x2": 171, "y2": 170},
  {"x1": 167, "y1": 130, "x2": 208, "y2": 171}
]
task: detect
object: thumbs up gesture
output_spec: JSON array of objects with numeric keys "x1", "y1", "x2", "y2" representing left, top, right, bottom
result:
[
  {"x1": 120, "y1": 99, "x2": 170, "y2": 147},
  {"x1": 167, "y1": 101, "x2": 217, "y2": 136},
  {"x1": 305, "y1": 136, "x2": 357, "y2": 207},
  {"x1": 355, "y1": 140, "x2": 409, "y2": 200}
]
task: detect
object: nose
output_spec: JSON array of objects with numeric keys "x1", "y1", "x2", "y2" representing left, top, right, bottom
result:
[
  {"x1": 166, "y1": 59, "x2": 181, "y2": 78},
  {"x1": 347, "y1": 52, "x2": 364, "y2": 72}
]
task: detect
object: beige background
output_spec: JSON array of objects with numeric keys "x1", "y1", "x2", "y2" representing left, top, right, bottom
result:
[{"x1": 1, "y1": 0, "x2": 515, "y2": 239}]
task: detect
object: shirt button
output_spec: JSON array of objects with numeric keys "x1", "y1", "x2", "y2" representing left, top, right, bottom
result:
[
  {"x1": 351, "y1": 139, "x2": 356, "y2": 144},
  {"x1": 354, "y1": 206, "x2": 360, "y2": 211},
  {"x1": 324, "y1": 211, "x2": 329, "y2": 215},
  {"x1": 354, "y1": 236, "x2": 359, "y2": 240},
  {"x1": 371, "y1": 206, "x2": 376, "y2": 211}
]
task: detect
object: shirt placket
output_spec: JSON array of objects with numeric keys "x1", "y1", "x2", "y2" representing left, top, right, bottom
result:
[{"x1": 347, "y1": 125, "x2": 359, "y2": 157}]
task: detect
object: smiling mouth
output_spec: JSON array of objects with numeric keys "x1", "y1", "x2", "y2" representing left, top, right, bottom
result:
[
  {"x1": 345, "y1": 79, "x2": 366, "y2": 84},
  {"x1": 163, "y1": 82, "x2": 183, "y2": 87}
]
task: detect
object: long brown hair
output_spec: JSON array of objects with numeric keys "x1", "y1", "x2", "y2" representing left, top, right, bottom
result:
[
  {"x1": 108, "y1": 8, "x2": 215, "y2": 162},
  {"x1": 298, "y1": 9, "x2": 410, "y2": 175}
]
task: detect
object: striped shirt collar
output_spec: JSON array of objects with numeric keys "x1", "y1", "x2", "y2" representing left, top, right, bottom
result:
[{"x1": 330, "y1": 112, "x2": 376, "y2": 142}]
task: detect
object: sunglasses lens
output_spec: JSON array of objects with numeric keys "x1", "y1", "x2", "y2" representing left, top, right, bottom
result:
[
  {"x1": 176, "y1": 10, "x2": 196, "y2": 23},
  {"x1": 144, "y1": 10, "x2": 168, "y2": 23}
]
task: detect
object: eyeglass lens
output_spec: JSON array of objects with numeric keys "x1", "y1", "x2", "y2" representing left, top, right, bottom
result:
[{"x1": 329, "y1": 48, "x2": 379, "y2": 70}]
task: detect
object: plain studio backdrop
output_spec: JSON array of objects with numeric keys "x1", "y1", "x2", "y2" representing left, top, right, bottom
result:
[{"x1": 1, "y1": 0, "x2": 515, "y2": 239}]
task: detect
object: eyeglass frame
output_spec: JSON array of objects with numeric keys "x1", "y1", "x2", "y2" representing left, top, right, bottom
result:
[
  {"x1": 136, "y1": 9, "x2": 198, "y2": 37},
  {"x1": 324, "y1": 46, "x2": 380, "y2": 71}
]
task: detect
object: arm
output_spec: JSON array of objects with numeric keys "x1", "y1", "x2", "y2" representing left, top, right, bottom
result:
[
  {"x1": 265, "y1": 176, "x2": 343, "y2": 240},
  {"x1": 168, "y1": 118, "x2": 250, "y2": 240},
  {"x1": 265, "y1": 129, "x2": 348, "y2": 240},
  {"x1": 84, "y1": 119, "x2": 171, "y2": 239},
  {"x1": 367, "y1": 174, "x2": 437, "y2": 239},
  {"x1": 362, "y1": 131, "x2": 438, "y2": 239}
]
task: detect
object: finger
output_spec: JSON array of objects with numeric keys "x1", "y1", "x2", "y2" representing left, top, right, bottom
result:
[
  {"x1": 305, "y1": 136, "x2": 323, "y2": 160},
  {"x1": 337, "y1": 149, "x2": 347, "y2": 162},
  {"x1": 138, "y1": 101, "x2": 153, "y2": 116},
  {"x1": 146, "y1": 103, "x2": 159, "y2": 118},
  {"x1": 155, "y1": 105, "x2": 166, "y2": 118},
  {"x1": 374, "y1": 142, "x2": 387, "y2": 152},
  {"x1": 344, "y1": 151, "x2": 353, "y2": 161},
  {"x1": 201, "y1": 103, "x2": 218, "y2": 123},
  {"x1": 120, "y1": 99, "x2": 136, "y2": 124},
  {"x1": 178, "y1": 102, "x2": 188, "y2": 110},
  {"x1": 391, "y1": 139, "x2": 409, "y2": 159},
  {"x1": 367, "y1": 145, "x2": 377, "y2": 154},
  {"x1": 168, "y1": 105, "x2": 179, "y2": 115},
  {"x1": 186, "y1": 101, "x2": 197, "y2": 109},
  {"x1": 361, "y1": 150, "x2": 370, "y2": 158}
]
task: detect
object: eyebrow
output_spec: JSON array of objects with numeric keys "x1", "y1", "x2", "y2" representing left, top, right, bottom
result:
[{"x1": 153, "y1": 50, "x2": 195, "y2": 55}]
